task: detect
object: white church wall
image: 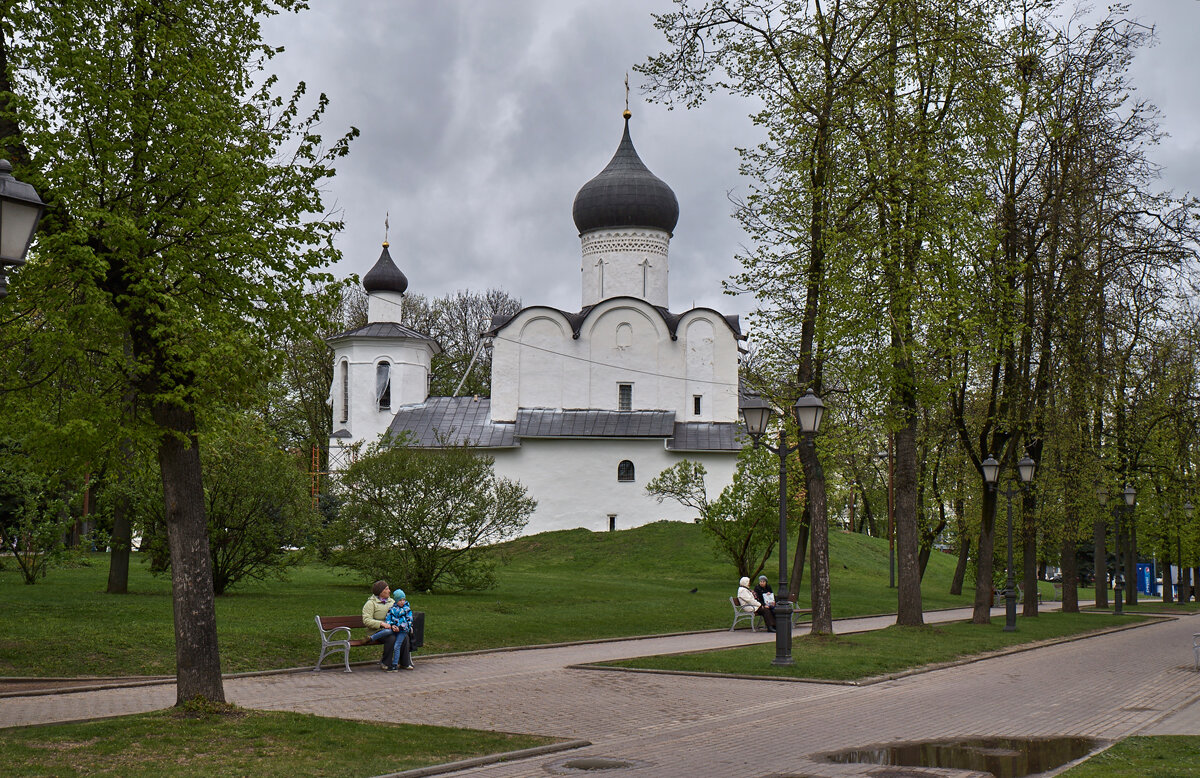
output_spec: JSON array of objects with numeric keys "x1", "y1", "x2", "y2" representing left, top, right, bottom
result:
[
  {"x1": 330, "y1": 337, "x2": 433, "y2": 445},
  {"x1": 677, "y1": 311, "x2": 740, "y2": 423},
  {"x1": 489, "y1": 301, "x2": 741, "y2": 424},
  {"x1": 490, "y1": 437, "x2": 738, "y2": 534},
  {"x1": 582, "y1": 304, "x2": 664, "y2": 411}
]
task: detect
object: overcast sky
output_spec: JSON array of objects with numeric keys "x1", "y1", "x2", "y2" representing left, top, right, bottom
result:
[{"x1": 262, "y1": 1, "x2": 1200, "y2": 321}]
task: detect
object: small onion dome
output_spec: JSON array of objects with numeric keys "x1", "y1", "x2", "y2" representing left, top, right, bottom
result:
[
  {"x1": 362, "y1": 242, "x2": 408, "y2": 295},
  {"x1": 572, "y1": 113, "x2": 679, "y2": 236}
]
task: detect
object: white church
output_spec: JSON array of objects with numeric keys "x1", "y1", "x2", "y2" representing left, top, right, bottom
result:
[{"x1": 327, "y1": 111, "x2": 746, "y2": 534}]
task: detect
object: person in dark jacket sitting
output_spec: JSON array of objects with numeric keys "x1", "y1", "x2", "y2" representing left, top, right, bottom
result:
[{"x1": 753, "y1": 574, "x2": 783, "y2": 628}]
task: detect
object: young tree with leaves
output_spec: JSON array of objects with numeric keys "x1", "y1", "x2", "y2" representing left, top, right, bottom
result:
[{"x1": 3, "y1": 1, "x2": 356, "y2": 703}]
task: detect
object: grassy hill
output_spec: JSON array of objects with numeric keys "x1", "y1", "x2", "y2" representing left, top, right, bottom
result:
[{"x1": 0, "y1": 521, "x2": 978, "y2": 677}]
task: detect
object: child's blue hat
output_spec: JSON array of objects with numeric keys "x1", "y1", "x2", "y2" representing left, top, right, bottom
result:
[{"x1": 393, "y1": 589, "x2": 405, "y2": 600}]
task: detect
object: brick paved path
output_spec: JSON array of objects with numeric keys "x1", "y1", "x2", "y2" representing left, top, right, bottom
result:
[{"x1": 3, "y1": 607, "x2": 1197, "y2": 777}]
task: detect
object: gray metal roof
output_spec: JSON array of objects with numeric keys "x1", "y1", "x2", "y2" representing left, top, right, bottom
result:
[
  {"x1": 387, "y1": 397, "x2": 516, "y2": 448},
  {"x1": 327, "y1": 321, "x2": 441, "y2": 353},
  {"x1": 516, "y1": 409, "x2": 676, "y2": 438},
  {"x1": 387, "y1": 401, "x2": 742, "y2": 452},
  {"x1": 666, "y1": 422, "x2": 745, "y2": 452}
]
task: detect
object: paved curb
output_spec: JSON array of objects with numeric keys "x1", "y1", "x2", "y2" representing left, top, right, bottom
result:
[
  {"x1": 368, "y1": 740, "x2": 591, "y2": 778},
  {"x1": 567, "y1": 615, "x2": 1171, "y2": 685}
]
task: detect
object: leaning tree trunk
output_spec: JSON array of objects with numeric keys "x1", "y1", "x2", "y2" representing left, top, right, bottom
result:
[
  {"x1": 951, "y1": 536, "x2": 970, "y2": 596},
  {"x1": 152, "y1": 400, "x2": 225, "y2": 705},
  {"x1": 789, "y1": 509, "x2": 811, "y2": 596}
]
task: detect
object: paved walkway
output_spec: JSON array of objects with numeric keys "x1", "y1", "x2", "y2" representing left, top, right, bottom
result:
[{"x1": 3, "y1": 606, "x2": 1198, "y2": 777}]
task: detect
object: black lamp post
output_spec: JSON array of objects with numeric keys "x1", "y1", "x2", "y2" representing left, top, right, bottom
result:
[
  {"x1": 1098, "y1": 484, "x2": 1135, "y2": 614},
  {"x1": 1185, "y1": 502, "x2": 1195, "y2": 602},
  {"x1": 981, "y1": 454, "x2": 1035, "y2": 631},
  {"x1": 740, "y1": 388, "x2": 824, "y2": 667},
  {"x1": 0, "y1": 160, "x2": 47, "y2": 298},
  {"x1": 1121, "y1": 484, "x2": 1136, "y2": 611}
]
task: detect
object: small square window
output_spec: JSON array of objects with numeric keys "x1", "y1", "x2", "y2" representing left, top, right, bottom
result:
[
  {"x1": 618, "y1": 383, "x2": 632, "y2": 411},
  {"x1": 693, "y1": 395, "x2": 702, "y2": 415}
]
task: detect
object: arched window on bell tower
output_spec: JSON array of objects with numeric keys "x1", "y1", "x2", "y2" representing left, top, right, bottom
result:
[
  {"x1": 339, "y1": 359, "x2": 349, "y2": 423},
  {"x1": 376, "y1": 360, "x2": 391, "y2": 411}
]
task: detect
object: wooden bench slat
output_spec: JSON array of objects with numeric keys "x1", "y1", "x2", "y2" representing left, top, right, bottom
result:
[{"x1": 319, "y1": 616, "x2": 367, "y2": 630}]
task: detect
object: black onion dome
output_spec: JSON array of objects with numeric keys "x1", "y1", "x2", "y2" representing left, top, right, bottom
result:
[
  {"x1": 572, "y1": 115, "x2": 679, "y2": 236},
  {"x1": 362, "y1": 244, "x2": 408, "y2": 295}
]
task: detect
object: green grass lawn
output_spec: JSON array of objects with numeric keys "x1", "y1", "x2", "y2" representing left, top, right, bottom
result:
[
  {"x1": 0, "y1": 706, "x2": 559, "y2": 777},
  {"x1": 1061, "y1": 736, "x2": 1200, "y2": 777},
  {"x1": 2, "y1": 521, "x2": 1002, "y2": 677},
  {"x1": 601, "y1": 611, "x2": 1144, "y2": 680}
]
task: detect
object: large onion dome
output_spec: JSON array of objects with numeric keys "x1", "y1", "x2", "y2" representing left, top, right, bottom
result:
[
  {"x1": 572, "y1": 112, "x2": 679, "y2": 236},
  {"x1": 362, "y1": 243, "x2": 408, "y2": 295}
]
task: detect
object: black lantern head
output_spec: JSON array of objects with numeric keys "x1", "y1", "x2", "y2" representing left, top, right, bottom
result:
[
  {"x1": 739, "y1": 392, "x2": 773, "y2": 442},
  {"x1": 793, "y1": 389, "x2": 824, "y2": 435},
  {"x1": 1122, "y1": 484, "x2": 1136, "y2": 507},
  {"x1": 981, "y1": 456, "x2": 1000, "y2": 485},
  {"x1": 1017, "y1": 456, "x2": 1035, "y2": 484}
]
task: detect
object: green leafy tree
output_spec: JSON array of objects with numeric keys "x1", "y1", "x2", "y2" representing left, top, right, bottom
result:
[
  {"x1": 646, "y1": 445, "x2": 800, "y2": 581},
  {"x1": 332, "y1": 437, "x2": 535, "y2": 592},
  {"x1": 0, "y1": 438, "x2": 75, "y2": 583},
  {"x1": 3, "y1": 0, "x2": 356, "y2": 703}
]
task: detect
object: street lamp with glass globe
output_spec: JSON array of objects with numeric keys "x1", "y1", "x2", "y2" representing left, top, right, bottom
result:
[
  {"x1": 740, "y1": 388, "x2": 824, "y2": 666},
  {"x1": 0, "y1": 160, "x2": 47, "y2": 298}
]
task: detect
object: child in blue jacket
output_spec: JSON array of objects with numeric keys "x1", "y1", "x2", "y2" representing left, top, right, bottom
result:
[{"x1": 384, "y1": 589, "x2": 414, "y2": 671}]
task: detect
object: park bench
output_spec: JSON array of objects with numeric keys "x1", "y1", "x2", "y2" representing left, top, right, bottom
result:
[
  {"x1": 313, "y1": 612, "x2": 425, "y2": 672},
  {"x1": 728, "y1": 595, "x2": 812, "y2": 632}
]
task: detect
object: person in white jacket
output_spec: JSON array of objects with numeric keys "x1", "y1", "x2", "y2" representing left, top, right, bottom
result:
[{"x1": 737, "y1": 575, "x2": 776, "y2": 632}]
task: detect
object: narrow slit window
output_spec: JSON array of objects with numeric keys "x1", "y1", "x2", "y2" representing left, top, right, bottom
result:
[
  {"x1": 339, "y1": 360, "x2": 349, "y2": 423},
  {"x1": 618, "y1": 383, "x2": 632, "y2": 411},
  {"x1": 376, "y1": 361, "x2": 391, "y2": 411},
  {"x1": 693, "y1": 395, "x2": 702, "y2": 415},
  {"x1": 617, "y1": 460, "x2": 635, "y2": 482}
]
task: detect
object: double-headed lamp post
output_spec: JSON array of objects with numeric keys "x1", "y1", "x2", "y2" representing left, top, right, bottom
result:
[
  {"x1": 741, "y1": 388, "x2": 824, "y2": 667},
  {"x1": 0, "y1": 160, "x2": 47, "y2": 299},
  {"x1": 981, "y1": 454, "x2": 1035, "y2": 631},
  {"x1": 1096, "y1": 484, "x2": 1136, "y2": 614}
]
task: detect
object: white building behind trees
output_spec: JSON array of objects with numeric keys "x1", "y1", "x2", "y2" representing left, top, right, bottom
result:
[{"x1": 328, "y1": 111, "x2": 746, "y2": 534}]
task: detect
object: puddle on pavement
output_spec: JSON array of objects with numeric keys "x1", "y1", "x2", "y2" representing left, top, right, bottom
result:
[
  {"x1": 544, "y1": 756, "x2": 650, "y2": 774},
  {"x1": 820, "y1": 736, "x2": 1098, "y2": 777}
]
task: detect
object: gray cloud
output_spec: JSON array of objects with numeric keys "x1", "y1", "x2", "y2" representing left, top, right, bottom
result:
[{"x1": 263, "y1": 1, "x2": 1199, "y2": 320}]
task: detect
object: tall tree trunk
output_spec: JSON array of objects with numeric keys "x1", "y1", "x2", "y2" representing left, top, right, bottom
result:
[
  {"x1": 801, "y1": 444, "x2": 832, "y2": 634},
  {"x1": 972, "y1": 485, "x2": 998, "y2": 623},
  {"x1": 1093, "y1": 512, "x2": 1108, "y2": 608},
  {"x1": 1059, "y1": 535, "x2": 1080, "y2": 613},
  {"x1": 1125, "y1": 522, "x2": 1138, "y2": 605},
  {"x1": 152, "y1": 401, "x2": 225, "y2": 705},
  {"x1": 1021, "y1": 488, "x2": 1039, "y2": 617},
  {"x1": 895, "y1": 422, "x2": 922, "y2": 625},
  {"x1": 106, "y1": 489, "x2": 132, "y2": 594}
]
